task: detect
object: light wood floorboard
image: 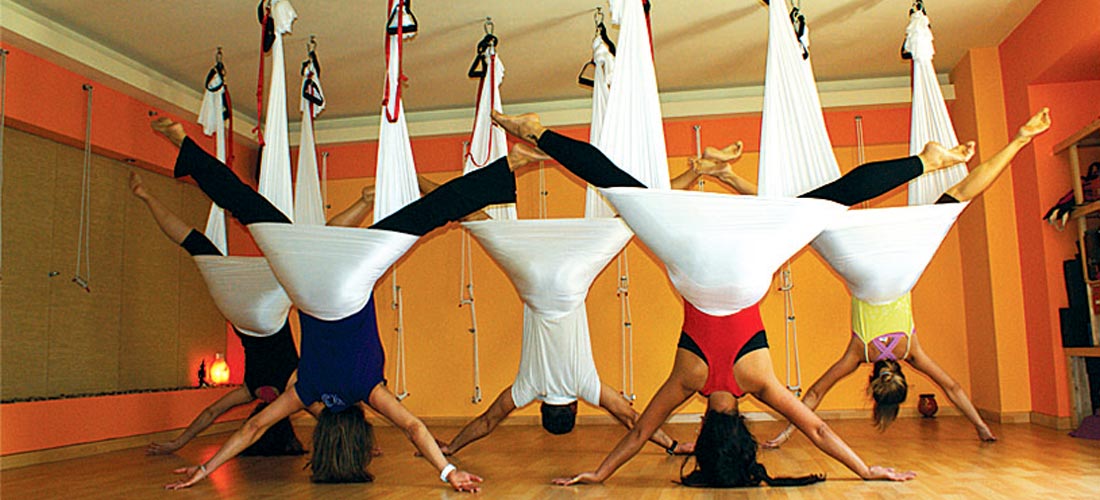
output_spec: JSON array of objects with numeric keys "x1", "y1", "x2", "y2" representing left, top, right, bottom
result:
[{"x1": 3, "y1": 416, "x2": 1098, "y2": 499}]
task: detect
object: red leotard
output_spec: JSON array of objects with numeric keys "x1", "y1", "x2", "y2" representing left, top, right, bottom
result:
[{"x1": 680, "y1": 301, "x2": 767, "y2": 397}]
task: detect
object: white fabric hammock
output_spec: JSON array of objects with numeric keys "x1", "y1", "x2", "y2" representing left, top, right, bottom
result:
[
  {"x1": 251, "y1": 224, "x2": 417, "y2": 320},
  {"x1": 745, "y1": 3, "x2": 968, "y2": 304},
  {"x1": 373, "y1": 3, "x2": 420, "y2": 222},
  {"x1": 191, "y1": 1, "x2": 300, "y2": 337},
  {"x1": 602, "y1": 188, "x2": 848, "y2": 316},
  {"x1": 463, "y1": 48, "x2": 515, "y2": 220},
  {"x1": 464, "y1": 219, "x2": 631, "y2": 404},
  {"x1": 758, "y1": 1, "x2": 841, "y2": 197},
  {"x1": 196, "y1": 69, "x2": 229, "y2": 254},
  {"x1": 594, "y1": 0, "x2": 671, "y2": 196},
  {"x1": 812, "y1": 203, "x2": 965, "y2": 304},
  {"x1": 905, "y1": 10, "x2": 968, "y2": 206},
  {"x1": 256, "y1": 0, "x2": 297, "y2": 221},
  {"x1": 584, "y1": 33, "x2": 617, "y2": 217},
  {"x1": 294, "y1": 58, "x2": 326, "y2": 226},
  {"x1": 464, "y1": 219, "x2": 632, "y2": 319}
]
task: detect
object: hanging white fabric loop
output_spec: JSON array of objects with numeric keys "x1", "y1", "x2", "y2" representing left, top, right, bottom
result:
[
  {"x1": 758, "y1": 1, "x2": 840, "y2": 197},
  {"x1": 780, "y1": 264, "x2": 802, "y2": 395},
  {"x1": 595, "y1": 0, "x2": 671, "y2": 193},
  {"x1": 373, "y1": 12, "x2": 420, "y2": 222},
  {"x1": 294, "y1": 57, "x2": 325, "y2": 226},
  {"x1": 906, "y1": 10, "x2": 967, "y2": 206},
  {"x1": 197, "y1": 65, "x2": 229, "y2": 254},
  {"x1": 602, "y1": 188, "x2": 847, "y2": 316},
  {"x1": 463, "y1": 48, "x2": 516, "y2": 220},
  {"x1": 256, "y1": 0, "x2": 297, "y2": 221},
  {"x1": 193, "y1": 256, "x2": 292, "y2": 336},
  {"x1": 584, "y1": 32, "x2": 617, "y2": 217}
]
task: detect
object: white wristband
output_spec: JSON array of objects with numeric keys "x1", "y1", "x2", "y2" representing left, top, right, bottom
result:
[{"x1": 440, "y1": 463, "x2": 457, "y2": 483}]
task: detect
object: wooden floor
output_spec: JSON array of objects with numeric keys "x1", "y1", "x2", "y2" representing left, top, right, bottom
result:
[{"x1": 3, "y1": 417, "x2": 1099, "y2": 499}]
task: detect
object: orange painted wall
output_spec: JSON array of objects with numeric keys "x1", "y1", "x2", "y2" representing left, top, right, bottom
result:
[{"x1": 997, "y1": 0, "x2": 1100, "y2": 417}]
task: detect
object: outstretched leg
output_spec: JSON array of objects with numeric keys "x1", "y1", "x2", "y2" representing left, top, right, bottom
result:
[
  {"x1": 152, "y1": 118, "x2": 289, "y2": 226},
  {"x1": 130, "y1": 171, "x2": 222, "y2": 256},
  {"x1": 492, "y1": 111, "x2": 646, "y2": 189},
  {"x1": 937, "y1": 107, "x2": 1051, "y2": 203}
]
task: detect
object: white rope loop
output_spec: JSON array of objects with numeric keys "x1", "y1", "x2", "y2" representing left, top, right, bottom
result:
[
  {"x1": 780, "y1": 263, "x2": 801, "y2": 396},
  {"x1": 458, "y1": 141, "x2": 482, "y2": 404},
  {"x1": 0, "y1": 49, "x2": 8, "y2": 280},
  {"x1": 693, "y1": 124, "x2": 704, "y2": 191},
  {"x1": 618, "y1": 249, "x2": 635, "y2": 401},
  {"x1": 392, "y1": 268, "x2": 409, "y2": 400},
  {"x1": 73, "y1": 84, "x2": 94, "y2": 292}
]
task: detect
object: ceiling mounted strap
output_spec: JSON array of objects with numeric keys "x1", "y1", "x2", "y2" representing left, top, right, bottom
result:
[{"x1": 387, "y1": 0, "x2": 419, "y2": 36}]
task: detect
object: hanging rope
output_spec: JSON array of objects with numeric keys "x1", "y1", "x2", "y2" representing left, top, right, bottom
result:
[
  {"x1": 253, "y1": 0, "x2": 272, "y2": 145},
  {"x1": 0, "y1": 48, "x2": 8, "y2": 281},
  {"x1": 780, "y1": 263, "x2": 801, "y2": 396},
  {"x1": 855, "y1": 115, "x2": 869, "y2": 209},
  {"x1": 618, "y1": 250, "x2": 636, "y2": 401},
  {"x1": 321, "y1": 150, "x2": 330, "y2": 210},
  {"x1": 693, "y1": 124, "x2": 705, "y2": 191},
  {"x1": 391, "y1": 268, "x2": 409, "y2": 400},
  {"x1": 457, "y1": 140, "x2": 482, "y2": 404},
  {"x1": 73, "y1": 84, "x2": 94, "y2": 292},
  {"x1": 538, "y1": 161, "x2": 549, "y2": 218}
]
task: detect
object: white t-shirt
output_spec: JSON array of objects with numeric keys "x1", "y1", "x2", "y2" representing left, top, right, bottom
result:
[{"x1": 511, "y1": 304, "x2": 602, "y2": 407}]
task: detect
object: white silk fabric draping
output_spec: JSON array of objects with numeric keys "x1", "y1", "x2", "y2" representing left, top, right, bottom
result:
[
  {"x1": 255, "y1": 0, "x2": 297, "y2": 221},
  {"x1": 372, "y1": 8, "x2": 420, "y2": 222},
  {"x1": 584, "y1": 34, "x2": 618, "y2": 218},
  {"x1": 594, "y1": 0, "x2": 671, "y2": 197},
  {"x1": 191, "y1": 2, "x2": 300, "y2": 337},
  {"x1": 462, "y1": 50, "x2": 515, "y2": 220},
  {"x1": 294, "y1": 59, "x2": 325, "y2": 226},
  {"x1": 463, "y1": 219, "x2": 631, "y2": 404},
  {"x1": 905, "y1": 10, "x2": 968, "y2": 206},
  {"x1": 250, "y1": 224, "x2": 417, "y2": 321},
  {"x1": 196, "y1": 69, "x2": 229, "y2": 254},
  {"x1": 758, "y1": 0, "x2": 841, "y2": 197},
  {"x1": 811, "y1": 203, "x2": 965, "y2": 304},
  {"x1": 602, "y1": 188, "x2": 848, "y2": 316}
]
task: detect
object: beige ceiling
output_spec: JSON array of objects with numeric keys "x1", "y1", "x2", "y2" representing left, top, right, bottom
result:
[{"x1": 10, "y1": 0, "x2": 1041, "y2": 121}]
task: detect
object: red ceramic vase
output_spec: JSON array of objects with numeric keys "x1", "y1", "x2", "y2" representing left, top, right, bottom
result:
[{"x1": 918, "y1": 393, "x2": 939, "y2": 418}]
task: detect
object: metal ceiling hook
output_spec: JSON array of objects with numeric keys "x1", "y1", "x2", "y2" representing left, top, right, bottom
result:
[{"x1": 484, "y1": 17, "x2": 494, "y2": 35}]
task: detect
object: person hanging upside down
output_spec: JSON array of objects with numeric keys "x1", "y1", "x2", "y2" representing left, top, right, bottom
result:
[
  {"x1": 151, "y1": 116, "x2": 528, "y2": 492},
  {"x1": 716, "y1": 107, "x2": 1050, "y2": 448},
  {"x1": 491, "y1": 110, "x2": 975, "y2": 487},
  {"x1": 130, "y1": 172, "x2": 311, "y2": 457}
]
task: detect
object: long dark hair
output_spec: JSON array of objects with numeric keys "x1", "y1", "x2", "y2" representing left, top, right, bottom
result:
[
  {"x1": 680, "y1": 410, "x2": 824, "y2": 488},
  {"x1": 308, "y1": 405, "x2": 375, "y2": 483},
  {"x1": 869, "y1": 359, "x2": 908, "y2": 431},
  {"x1": 240, "y1": 402, "x2": 307, "y2": 456}
]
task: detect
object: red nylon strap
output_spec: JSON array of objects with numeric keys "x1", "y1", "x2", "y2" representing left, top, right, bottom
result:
[
  {"x1": 224, "y1": 86, "x2": 235, "y2": 167},
  {"x1": 253, "y1": 8, "x2": 270, "y2": 145},
  {"x1": 465, "y1": 53, "x2": 496, "y2": 168},
  {"x1": 643, "y1": 0, "x2": 655, "y2": 62},
  {"x1": 382, "y1": 0, "x2": 406, "y2": 123}
]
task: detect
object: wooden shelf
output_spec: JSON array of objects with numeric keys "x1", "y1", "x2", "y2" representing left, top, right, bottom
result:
[
  {"x1": 1053, "y1": 116, "x2": 1100, "y2": 155},
  {"x1": 1064, "y1": 346, "x2": 1100, "y2": 357}
]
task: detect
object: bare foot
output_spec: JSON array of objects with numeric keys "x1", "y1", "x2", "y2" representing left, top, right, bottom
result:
[
  {"x1": 977, "y1": 426, "x2": 998, "y2": 442},
  {"x1": 361, "y1": 185, "x2": 376, "y2": 205},
  {"x1": 151, "y1": 117, "x2": 187, "y2": 147},
  {"x1": 703, "y1": 140, "x2": 743, "y2": 163},
  {"x1": 1016, "y1": 107, "x2": 1051, "y2": 141},
  {"x1": 491, "y1": 111, "x2": 546, "y2": 144},
  {"x1": 690, "y1": 157, "x2": 732, "y2": 177},
  {"x1": 918, "y1": 140, "x2": 976, "y2": 172},
  {"x1": 129, "y1": 172, "x2": 150, "y2": 200},
  {"x1": 506, "y1": 143, "x2": 551, "y2": 171}
]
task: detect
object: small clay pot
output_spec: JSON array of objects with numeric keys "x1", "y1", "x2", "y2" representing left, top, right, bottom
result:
[{"x1": 918, "y1": 393, "x2": 939, "y2": 418}]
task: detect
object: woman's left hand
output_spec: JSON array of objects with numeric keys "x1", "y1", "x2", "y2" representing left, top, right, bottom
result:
[
  {"x1": 164, "y1": 465, "x2": 207, "y2": 490},
  {"x1": 552, "y1": 471, "x2": 602, "y2": 486},
  {"x1": 447, "y1": 469, "x2": 483, "y2": 493}
]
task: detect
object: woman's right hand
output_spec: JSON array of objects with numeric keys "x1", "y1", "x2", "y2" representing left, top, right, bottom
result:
[
  {"x1": 164, "y1": 465, "x2": 207, "y2": 490},
  {"x1": 762, "y1": 426, "x2": 793, "y2": 449},
  {"x1": 446, "y1": 469, "x2": 483, "y2": 493},
  {"x1": 552, "y1": 471, "x2": 603, "y2": 486},
  {"x1": 864, "y1": 465, "x2": 916, "y2": 481}
]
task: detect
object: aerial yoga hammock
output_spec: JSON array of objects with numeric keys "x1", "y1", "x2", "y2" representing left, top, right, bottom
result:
[
  {"x1": 495, "y1": 0, "x2": 972, "y2": 487},
  {"x1": 160, "y1": 1, "x2": 497, "y2": 492},
  {"x1": 132, "y1": 54, "x2": 304, "y2": 457},
  {"x1": 440, "y1": 8, "x2": 688, "y2": 455},
  {"x1": 757, "y1": 5, "x2": 1050, "y2": 447}
]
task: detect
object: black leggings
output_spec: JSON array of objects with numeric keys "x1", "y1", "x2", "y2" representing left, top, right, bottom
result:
[
  {"x1": 536, "y1": 131, "x2": 927, "y2": 207},
  {"x1": 174, "y1": 138, "x2": 516, "y2": 236},
  {"x1": 181, "y1": 230, "x2": 223, "y2": 256}
]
